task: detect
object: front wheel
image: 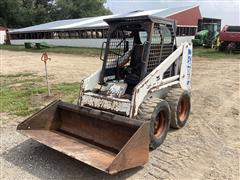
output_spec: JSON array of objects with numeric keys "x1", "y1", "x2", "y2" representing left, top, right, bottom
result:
[
  {"x1": 166, "y1": 88, "x2": 191, "y2": 129},
  {"x1": 137, "y1": 98, "x2": 171, "y2": 149}
]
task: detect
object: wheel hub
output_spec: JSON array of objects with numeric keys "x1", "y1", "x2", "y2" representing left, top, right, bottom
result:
[
  {"x1": 154, "y1": 111, "x2": 165, "y2": 138},
  {"x1": 178, "y1": 96, "x2": 190, "y2": 122}
]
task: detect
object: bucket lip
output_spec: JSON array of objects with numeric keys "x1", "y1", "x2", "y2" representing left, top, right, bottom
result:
[{"x1": 17, "y1": 129, "x2": 113, "y2": 172}]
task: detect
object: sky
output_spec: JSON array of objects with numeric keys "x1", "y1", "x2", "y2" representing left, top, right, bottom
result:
[{"x1": 106, "y1": 0, "x2": 240, "y2": 27}]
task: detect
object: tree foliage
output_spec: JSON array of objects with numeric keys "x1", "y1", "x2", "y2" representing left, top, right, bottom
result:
[
  {"x1": 0, "y1": 0, "x2": 111, "y2": 28},
  {"x1": 56, "y1": 0, "x2": 112, "y2": 19}
]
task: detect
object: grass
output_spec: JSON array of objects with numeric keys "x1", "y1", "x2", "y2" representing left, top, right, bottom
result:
[
  {"x1": 1, "y1": 44, "x2": 240, "y2": 59},
  {"x1": 0, "y1": 44, "x2": 101, "y2": 57},
  {"x1": 193, "y1": 47, "x2": 240, "y2": 59},
  {"x1": 0, "y1": 73, "x2": 80, "y2": 116}
]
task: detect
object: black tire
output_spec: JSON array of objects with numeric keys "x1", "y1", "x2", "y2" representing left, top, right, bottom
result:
[
  {"x1": 219, "y1": 42, "x2": 227, "y2": 52},
  {"x1": 165, "y1": 88, "x2": 191, "y2": 129},
  {"x1": 227, "y1": 42, "x2": 236, "y2": 54},
  {"x1": 137, "y1": 98, "x2": 171, "y2": 150}
]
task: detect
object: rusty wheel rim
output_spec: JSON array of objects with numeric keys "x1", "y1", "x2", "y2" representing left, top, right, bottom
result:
[
  {"x1": 178, "y1": 96, "x2": 190, "y2": 122},
  {"x1": 154, "y1": 111, "x2": 165, "y2": 138}
]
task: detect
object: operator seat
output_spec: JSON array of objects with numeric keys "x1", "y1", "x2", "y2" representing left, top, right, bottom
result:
[{"x1": 124, "y1": 44, "x2": 143, "y2": 95}]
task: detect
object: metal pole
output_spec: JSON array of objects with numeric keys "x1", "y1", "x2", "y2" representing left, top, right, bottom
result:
[{"x1": 44, "y1": 61, "x2": 51, "y2": 96}]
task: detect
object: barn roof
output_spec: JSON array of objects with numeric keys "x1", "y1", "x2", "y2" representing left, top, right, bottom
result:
[{"x1": 10, "y1": 5, "x2": 199, "y2": 33}]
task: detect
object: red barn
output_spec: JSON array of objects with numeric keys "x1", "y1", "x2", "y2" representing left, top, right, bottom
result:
[{"x1": 167, "y1": 6, "x2": 202, "y2": 26}]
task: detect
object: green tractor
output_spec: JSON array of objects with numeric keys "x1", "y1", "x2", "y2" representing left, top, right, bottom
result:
[{"x1": 192, "y1": 23, "x2": 219, "y2": 48}]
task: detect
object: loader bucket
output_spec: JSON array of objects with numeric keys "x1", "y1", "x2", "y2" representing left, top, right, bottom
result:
[{"x1": 17, "y1": 100, "x2": 149, "y2": 174}]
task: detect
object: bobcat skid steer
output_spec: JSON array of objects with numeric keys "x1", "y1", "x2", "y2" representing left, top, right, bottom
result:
[{"x1": 17, "y1": 15, "x2": 192, "y2": 174}]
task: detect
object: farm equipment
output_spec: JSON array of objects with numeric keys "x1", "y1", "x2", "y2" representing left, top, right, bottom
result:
[
  {"x1": 219, "y1": 25, "x2": 240, "y2": 52},
  {"x1": 192, "y1": 23, "x2": 218, "y2": 48},
  {"x1": 17, "y1": 15, "x2": 192, "y2": 174},
  {"x1": 24, "y1": 41, "x2": 51, "y2": 49}
]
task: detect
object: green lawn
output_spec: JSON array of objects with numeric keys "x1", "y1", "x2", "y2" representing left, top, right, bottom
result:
[
  {"x1": 1, "y1": 44, "x2": 239, "y2": 59},
  {"x1": 0, "y1": 44, "x2": 101, "y2": 57},
  {"x1": 193, "y1": 47, "x2": 240, "y2": 59},
  {"x1": 0, "y1": 73, "x2": 80, "y2": 117}
]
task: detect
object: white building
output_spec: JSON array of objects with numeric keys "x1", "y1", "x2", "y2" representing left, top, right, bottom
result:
[
  {"x1": 0, "y1": 26, "x2": 7, "y2": 44},
  {"x1": 9, "y1": 6, "x2": 202, "y2": 48}
]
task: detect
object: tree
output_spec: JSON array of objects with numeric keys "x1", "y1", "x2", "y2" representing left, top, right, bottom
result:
[
  {"x1": 55, "y1": 0, "x2": 112, "y2": 20},
  {"x1": 0, "y1": 0, "x2": 112, "y2": 28},
  {"x1": 18, "y1": 0, "x2": 57, "y2": 27},
  {"x1": 0, "y1": 0, "x2": 56, "y2": 28},
  {"x1": 0, "y1": 0, "x2": 21, "y2": 27}
]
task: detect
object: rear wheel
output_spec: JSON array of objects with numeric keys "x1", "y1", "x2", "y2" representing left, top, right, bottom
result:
[
  {"x1": 165, "y1": 88, "x2": 191, "y2": 129},
  {"x1": 137, "y1": 98, "x2": 171, "y2": 149}
]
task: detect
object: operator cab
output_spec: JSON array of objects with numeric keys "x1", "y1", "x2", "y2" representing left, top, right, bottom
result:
[{"x1": 96, "y1": 15, "x2": 176, "y2": 99}]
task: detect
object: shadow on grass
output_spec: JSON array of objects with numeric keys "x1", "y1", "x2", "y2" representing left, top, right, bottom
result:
[{"x1": 1, "y1": 139, "x2": 143, "y2": 179}]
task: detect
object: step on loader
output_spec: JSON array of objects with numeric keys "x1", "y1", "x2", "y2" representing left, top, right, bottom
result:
[{"x1": 17, "y1": 15, "x2": 192, "y2": 174}]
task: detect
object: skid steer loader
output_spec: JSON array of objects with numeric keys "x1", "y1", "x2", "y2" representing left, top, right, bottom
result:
[{"x1": 17, "y1": 15, "x2": 192, "y2": 174}]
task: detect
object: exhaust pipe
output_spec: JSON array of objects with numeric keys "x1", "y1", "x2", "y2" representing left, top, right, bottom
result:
[{"x1": 17, "y1": 100, "x2": 149, "y2": 174}]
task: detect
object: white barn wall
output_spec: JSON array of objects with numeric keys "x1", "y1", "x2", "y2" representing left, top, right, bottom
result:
[
  {"x1": 10, "y1": 36, "x2": 194, "y2": 48},
  {"x1": 10, "y1": 39, "x2": 107, "y2": 48},
  {"x1": 0, "y1": 31, "x2": 6, "y2": 44}
]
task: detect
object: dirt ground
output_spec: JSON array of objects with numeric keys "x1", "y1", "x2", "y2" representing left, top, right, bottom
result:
[
  {"x1": 1, "y1": 50, "x2": 101, "y2": 83},
  {"x1": 1, "y1": 50, "x2": 239, "y2": 179}
]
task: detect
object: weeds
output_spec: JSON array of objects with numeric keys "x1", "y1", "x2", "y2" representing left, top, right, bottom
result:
[{"x1": 0, "y1": 73, "x2": 80, "y2": 116}]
